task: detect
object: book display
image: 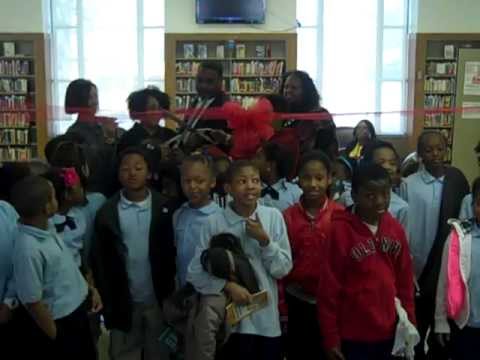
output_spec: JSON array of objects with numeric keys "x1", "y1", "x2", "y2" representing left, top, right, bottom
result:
[
  {"x1": 0, "y1": 34, "x2": 49, "y2": 161},
  {"x1": 408, "y1": 34, "x2": 480, "y2": 163},
  {"x1": 165, "y1": 33, "x2": 296, "y2": 110}
]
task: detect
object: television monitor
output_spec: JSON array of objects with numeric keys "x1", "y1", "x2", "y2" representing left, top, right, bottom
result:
[{"x1": 196, "y1": 0, "x2": 266, "y2": 24}]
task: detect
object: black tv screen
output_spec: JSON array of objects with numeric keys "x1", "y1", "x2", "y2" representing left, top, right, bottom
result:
[{"x1": 196, "y1": 0, "x2": 266, "y2": 24}]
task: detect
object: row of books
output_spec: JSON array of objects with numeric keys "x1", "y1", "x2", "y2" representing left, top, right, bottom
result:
[
  {"x1": 175, "y1": 95, "x2": 194, "y2": 109},
  {"x1": 232, "y1": 61, "x2": 284, "y2": 76},
  {"x1": 438, "y1": 128, "x2": 453, "y2": 144},
  {"x1": 0, "y1": 95, "x2": 30, "y2": 110},
  {"x1": 424, "y1": 95, "x2": 454, "y2": 109},
  {"x1": 445, "y1": 148, "x2": 452, "y2": 162},
  {"x1": 424, "y1": 113, "x2": 454, "y2": 128},
  {"x1": 176, "y1": 78, "x2": 281, "y2": 93},
  {"x1": 176, "y1": 95, "x2": 262, "y2": 109},
  {"x1": 424, "y1": 78, "x2": 456, "y2": 93},
  {"x1": 176, "y1": 79, "x2": 228, "y2": 93},
  {"x1": 230, "y1": 78, "x2": 280, "y2": 93},
  {"x1": 182, "y1": 43, "x2": 273, "y2": 60},
  {"x1": 426, "y1": 62, "x2": 457, "y2": 76},
  {"x1": 176, "y1": 78, "x2": 196, "y2": 93},
  {"x1": 1, "y1": 42, "x2": 16, "y2": 57},
  {"x1": 0, "y1": 79, "x2": 28, "y2": 93},
  {"x1": 0, "y1": 128, "x2": 30, "y2": 145},
  {"x1": 175, "y1": 61, "x2": 285, "y2": 77},
  {"x1": 176, "y1": 62, "x2": 201, "y2": 75},
  {"x1": 0, "y1": 60, "x2": 31, "y2": 76},
  {"x1": 0, "y1": 147, "x2": 32, "y2": 161},
  {"x1": 0, "y1": 112, "x2": 31, "y2": 127}
]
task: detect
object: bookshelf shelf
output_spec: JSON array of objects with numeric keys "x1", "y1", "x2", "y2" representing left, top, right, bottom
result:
[
  {"x1": 230, "y1": 91, "x2": 276, "y2": 95},
  {"x1": 0, "y1": 56, "x2": 34, "y2": 60},
  {"x1": 176, "y1": 57, "x2": 287, "y2": 61},
  {"x1": 425, "y1": 74, "x2": 456, "y2": 78},
  {"x1": 408, "y1": 33, "x2": 480, "y2": 165},
  {"x1": 0, "y1": 143, "x2": 37, "y2": 147},
  {"x1": 0, "y1": 92, "x2": 34, "y2": 95},
  {"x1": 424, "y1": 125, "x2": 453, "y2": 129},
  {"x1": 176, "y1": 74, "x2": 283, "y2": 78},
  {"x1": 0, "y1": 33, "x2": 49, "y2": 161},
  {"x1": 426, "y1": 57, "x2": 458, "y2": 61},
  {"x1": 0, "y1": 109, "x2": 35, "y2": 112},
  {"x1": 166, "y1": 33, "x2": 297, "y2": 111}
]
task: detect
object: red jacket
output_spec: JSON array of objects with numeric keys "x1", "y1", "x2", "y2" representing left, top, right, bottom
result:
[
  {"x1": 317, "y1": 208, "x2": 415, "y2": 349},
  {"x1": 283, "y1": 199, "x2": 344, "y2": 296}
]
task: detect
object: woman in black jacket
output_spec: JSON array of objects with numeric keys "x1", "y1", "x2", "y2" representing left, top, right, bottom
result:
[{"x1": 64, "y1": 79, "x2": 123, "y2": 196}]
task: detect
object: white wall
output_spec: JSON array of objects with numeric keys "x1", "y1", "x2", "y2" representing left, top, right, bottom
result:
[
  {"x1": 166, "y1": 0, "x2": 296, "y2": 33},
  {"x1": 0, "y1": 0, "x2": 45, "y2": 33},
  {"x1": 415, "y1": 0, "x2": 480, "y2": 33}
]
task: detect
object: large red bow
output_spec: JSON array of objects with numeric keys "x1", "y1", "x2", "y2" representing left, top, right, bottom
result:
[{"x1": 222, "y1": 98, "x2": 275, "y2": 159}]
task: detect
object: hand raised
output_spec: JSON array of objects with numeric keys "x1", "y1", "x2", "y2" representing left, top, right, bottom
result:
[{"x1": 246, "y1": 213, "x2": 270, "y2": 247}]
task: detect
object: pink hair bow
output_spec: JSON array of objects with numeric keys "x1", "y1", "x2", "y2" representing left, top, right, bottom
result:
[{"x1": 61, "y1": 167, "x2": 80, "y2": 188}]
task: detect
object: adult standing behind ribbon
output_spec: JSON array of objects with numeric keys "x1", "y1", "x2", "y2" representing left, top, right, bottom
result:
[
  {"x1": 64, "y1": 79, "x2": 123, "y2": 196},
  {"x1": 279, "y1": 71, "x2": 336, "y2": 154},
  {"x1": 176, "y1": 61, "x2": 231, "y2": 153}
]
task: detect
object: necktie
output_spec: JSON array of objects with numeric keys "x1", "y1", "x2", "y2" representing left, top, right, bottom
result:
[
  {"x1": 55, "y1": 216, "x2": 77, "y2": 233},
  {"x1": 261, "y1": 186, "x2": 279, "y2": 200}
]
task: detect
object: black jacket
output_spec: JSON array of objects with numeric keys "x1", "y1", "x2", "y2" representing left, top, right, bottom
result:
[
  {"x1": 419, "y1": 166, "x2": 470, "y2": 303},
  {"x1": 117, "y1": 122, "x2": 177, "y2": 154},
  {"x1": 282, "y1": 107, "x2": 336, "y2": 154},
  {"x1": 66, "y1": 121, "x2": 119, "y2": 197},
  {"x1": 189, "y1": 92, "x2": 230, "y2": 131},
  {"x1": 91, "y1": 190, "x2": 176, "y2": 331}
]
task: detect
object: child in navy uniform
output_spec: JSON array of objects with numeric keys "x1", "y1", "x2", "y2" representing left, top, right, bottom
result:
[
  {"x1": 92, "y1": 147, "x2": 176, "y2": 360},
  {"x1": 12, "y1": 176, "x2": 96, "y2": 360},
  {"x1": 317, "y1": 164, "x2": 415, "y2": 360}
]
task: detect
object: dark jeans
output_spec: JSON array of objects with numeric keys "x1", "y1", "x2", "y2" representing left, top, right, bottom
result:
[
  {"x1": 0, "y1": 308, "x2": 22, "y2": 359},
  {"x1": 55, "y1": 301, "x2": 97, "y2": 360},
  {"x1": 286, "y1": 292, "x2": 325, "y2": 360},
  {"x1": 217, "y1": 334, "x2": 282, "y2": 360},
  {"x1": 450, "y1": 326, "x2": 480, "y2": 360},
  {"x1": 342, "y1": 339, "x2": 395, "y2": 360},
  {"x1": 414, "y1": 292, "x2": 447, "y2": 360},
  {"x1": 16, "y1": 301, "x2": 96, "y2": 360}
]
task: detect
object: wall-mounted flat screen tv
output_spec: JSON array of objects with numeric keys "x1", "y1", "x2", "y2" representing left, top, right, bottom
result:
[{"x1": 196, "y1": 0, "x2": 266, "y2": 24}]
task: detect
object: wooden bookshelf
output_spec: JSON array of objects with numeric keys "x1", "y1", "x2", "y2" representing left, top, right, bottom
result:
[
  {"x1": 407, "y1": 33, "x2": 480, "y2": 163},
  {"x1": 0, "y1": 33, "x2": 50, "y2": 161},
  {"x1": 165, "y1": 33, "x2": 297, "y2": 114}
]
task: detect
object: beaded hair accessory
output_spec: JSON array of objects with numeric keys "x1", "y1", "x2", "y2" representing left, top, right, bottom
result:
[{"x1": 60, "y1": 167, "x2": 81, "y2": 188}]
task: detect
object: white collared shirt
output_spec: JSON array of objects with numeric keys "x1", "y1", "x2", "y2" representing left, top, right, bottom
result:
[
  {"x1": 118, "y1": 191, "x2": 155, "y2": 304},
  {"x1": 259, "y1": 178, "x2": 302, "y2": 212}
]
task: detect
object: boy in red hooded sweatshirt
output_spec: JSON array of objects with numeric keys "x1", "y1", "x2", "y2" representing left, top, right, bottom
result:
[{"x1": 317, "y1": 164, "x2": 415, "y2": 360}]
